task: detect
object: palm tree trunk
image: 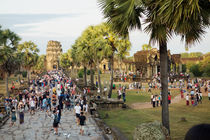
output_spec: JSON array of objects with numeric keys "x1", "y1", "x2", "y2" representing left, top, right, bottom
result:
[
  {"x1": 108, "y1": 55, "x2": 114, "y2": 98},
  {"x1": 97, "y1": 61, "x2": 102, "y2": 94},
  {"x1": 119, "y1": 58, "x2": 122, "y2": 73},
  {"x1": 159, "y1": 41, "x2": 170, "y2": 133},
  {"x1": 18, "y1": 73, "x2": 21, "y2": 85},
  {"x1": 90, "y1": 67, "x2": 94, "y2": 90},
  {"x1": 5, "y1": 73, "x2": 9, "y2": 97},
  {"x1": 84, "y1": 66, "x2": 87, "y2": 87},
  {"x1": 27, "y1": 69, "x2": 30, "y2": 86}
]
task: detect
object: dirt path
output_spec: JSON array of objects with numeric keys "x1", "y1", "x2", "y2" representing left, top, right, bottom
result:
[{"x1": 130, "y1": 94, "x2": 182, "y2": 110}]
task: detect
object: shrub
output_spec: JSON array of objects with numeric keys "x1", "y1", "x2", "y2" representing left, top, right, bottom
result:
[
  {"x1": 189, "y1": 64, "x2": 204, "y2": 77},
  {"x1": 22, "y1": 71, "x2": 27, "y2": 78},
  {"x1": 203, "y1": 64, "x2": 210, "y2": 77},
  {"x1": 87, "y1": 69, "x2": 91, "y2": 75},
  {"x1": 87, "y1": 69, "x2": 95, "y2": 75},
  {"x1": 78, "y1": 69, "x2": 84, "y2": 78}
]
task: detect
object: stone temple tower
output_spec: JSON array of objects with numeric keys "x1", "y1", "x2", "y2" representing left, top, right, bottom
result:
[{"x1": 46, "y1": 40, "x2": 62, "y2": 70}]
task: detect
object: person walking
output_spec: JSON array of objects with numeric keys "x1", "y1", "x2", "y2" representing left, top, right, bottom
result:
[
  {"x1": 74, "y1": 103, "x2": 81, "y2": 125},
  {"x1": 30, "y1": 98, "x2": 36, "y2": 115},
  {"x1": 79, "y1": 112, "x2": 86, "y2": 136},
  {"x1": 156, "y1": 95, "x2": 159, "y2": 107},
  {"x1": 18, "y1": 101, "x2": 24, "y2": 124},
  {"x1": 151, "y1": 94, "x2": 154, "y2": 104},
  {"x1": 10, "y1": 106, "x2": 16, "y2": 127},
  {"x1": 208, "y1": 88, "x2": 210, "y2": 101},
  {"x1": 186, "y1": 94, "x2": 189, "y2": 106},
  {"x1": 168, "y1": 94, "x2": 171, "y2": 104},
  {"x1": 152, "y1": 96, "x2": 156, "y2": 108},
  {"x1": 46, "y1": 96, "x2": 51, "y2": 111},
  {"x1": 52, "y1": 110, "x2": 59, "y2": 135},
  {"x1": 122, "y1": 87, "x2": 126, "y2": 103}
]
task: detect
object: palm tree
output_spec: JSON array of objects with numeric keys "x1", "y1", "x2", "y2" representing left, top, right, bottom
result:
[
  {"x1": 98, "y1": 0, "x2": 210, "y2": 133},
  {"x1": 33, "y1": 55, "x2": 46, "y2": 73},
  {"x1": 71, "y1": 43, "x2": 81, "y2": 78},
  {"x1": 17, "y1": 41, "x2": 39, "y2": 85},
  {"x1": 0, "y1": 27, "x2": 21, "y2": 97},
  {"x1": 60, "y1": 49, "x2": 73, "y2": 71}
]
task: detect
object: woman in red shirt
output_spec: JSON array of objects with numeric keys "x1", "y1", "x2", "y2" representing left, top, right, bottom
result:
[{"x1": 168, "y1": 94, "x2": 171, "y2": 104}]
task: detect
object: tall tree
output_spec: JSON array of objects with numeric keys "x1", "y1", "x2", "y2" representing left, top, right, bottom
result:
[
  {"x1": 71, "y1": 43, "x2": 81, "y2": 77},
  {"x1": 73, "y1": 23, "x2": 131, "y2": 95},
  {"x1": 0, "y1": 27, "x2": 21, "y2": 97},
  {"x1": 60, "y1": 49, "x2": 72, "y2": 70},
  {"x1": 17, "y1": 41, "x2": 39, "y2": 85},
  {"x1": 33, "y1": 55, "x2": 46, "y2": 73},
  {"x1": 98, "y1": 0, "x2": 210, "y2": 133}
]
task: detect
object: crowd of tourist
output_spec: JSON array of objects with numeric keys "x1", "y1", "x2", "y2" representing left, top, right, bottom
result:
[
  {"x1": 3, "y1": 70, "x2": 94, "y2": 136},
  {"x1": 113, "y1": 75, "x2": 210, "y2": 108}
]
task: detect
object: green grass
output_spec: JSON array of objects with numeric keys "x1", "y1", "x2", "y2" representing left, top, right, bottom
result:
[
  {"x1": 99, "y1": 97, "x2": 210, "y2": 140},
  {"x1": 111, "y1": 89, "x2": 180, "y2": 105}
]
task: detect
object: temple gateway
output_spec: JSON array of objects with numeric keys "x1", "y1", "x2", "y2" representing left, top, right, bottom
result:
[{"x1": 46, "y1": 40, "x2": 62, "y2": 71}]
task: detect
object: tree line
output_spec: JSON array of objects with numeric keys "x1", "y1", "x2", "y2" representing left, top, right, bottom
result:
[
  {"x1": 0, "y1": 26, "x2": 42, "y2": 97},
  {"x1": 60, "y1": 23, "x2": 131, "y2": 97}
]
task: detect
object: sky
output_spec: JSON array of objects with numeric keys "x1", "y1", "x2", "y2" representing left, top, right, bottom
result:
[{"x1": 1, "y1": 0, "x2": 210, "y2": 56}]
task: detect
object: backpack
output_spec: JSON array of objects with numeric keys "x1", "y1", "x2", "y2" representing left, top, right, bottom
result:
[{"x1": 54, "y1": 114, "x2": 59, "y2": 123}]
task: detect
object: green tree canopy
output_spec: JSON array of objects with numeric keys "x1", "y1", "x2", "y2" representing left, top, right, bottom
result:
[
  {"x1": 142, "y1": 44, "x2": 152, "y2": 50},
  {"x1": 33, "y1": 55, "x2": 46, "y2": 73},
  {"x1": 17, "y1": 41, "x2": 39, "y2": 84},
  {"x1": 60, "y1": 49, "x2": 72, "y2": 70},
  {"x1": 17, "y1": 41, "x2": 39, "y2": 70},
  {"x1": 0, "y1": 26, "x2": 21, "y2": 97}
]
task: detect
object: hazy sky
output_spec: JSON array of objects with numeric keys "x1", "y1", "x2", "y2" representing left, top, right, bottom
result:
[{"x1": 1, "y1": 0, "x2": 210, "y2": 55}]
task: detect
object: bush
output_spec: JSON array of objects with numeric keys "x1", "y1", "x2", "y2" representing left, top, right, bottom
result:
[
  {"x1": 203, "y1": 64, "x2": 210, "y2": 77},
  {"x1": 22, "y1": 71, "x2": 27, "y2": 78},
  {"x1": 87, "y1": 69, "x2": 91, "y2": 75},
  {"x1": 87, "y1": 69, "x2": 95, "y2": 75},
  {"x1": 78, "y1": 69, "x2": 84, "y2": 78},
  {"x1": 134, "y1": 121, "x2": 169, "y2": 140},
  {"x1": 189, "y1": 64, "x2": 204, "y2": 77}
]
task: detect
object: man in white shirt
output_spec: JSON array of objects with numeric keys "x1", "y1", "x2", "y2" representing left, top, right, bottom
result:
[
  {"x1": 74, "y1": 103, "x2": 81, "y2": 125},
  {"x1": 30, "y1": 99, "x2": 36, "y2": 115}
]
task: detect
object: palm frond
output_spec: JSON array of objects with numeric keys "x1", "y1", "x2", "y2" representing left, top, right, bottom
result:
[{"x1": 98, "y1": 0, "x2": 143, "y2": 36}]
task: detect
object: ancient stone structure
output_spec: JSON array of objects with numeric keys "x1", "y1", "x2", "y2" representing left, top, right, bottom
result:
[
  {"x1": 134, "y1": 48, "x2": 160, "y2": 78},
  {"x1": 46, "y1": 40, "x2": 62, "y2": 70},
  {"x1": 99, "y1": 48, "x2": 183, "y2": 80},
  {"x1": 99, "y1": 58, "x2": 135, "y2": 73}
]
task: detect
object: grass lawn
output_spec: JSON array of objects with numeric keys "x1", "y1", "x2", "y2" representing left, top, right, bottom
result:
[
  {"x1": 99, "y1": 97, "x2": 210, "y2": 140},
  {"x1": 111, "y1": 89, "x2": 180, "y2": 105}
]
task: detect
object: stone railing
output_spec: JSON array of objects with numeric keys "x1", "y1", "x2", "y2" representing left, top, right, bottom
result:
[{"x1": 0, "y1": 104, "x2": 9, "y2": 127}]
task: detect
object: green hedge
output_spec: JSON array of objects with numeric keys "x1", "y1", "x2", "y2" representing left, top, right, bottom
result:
[{"x1": 22, "y1": 71, "x2": 27, "y2": 78}]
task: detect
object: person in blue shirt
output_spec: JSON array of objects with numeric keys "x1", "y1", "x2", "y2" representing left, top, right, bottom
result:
[
  {"x1": 42, "y1": 98, "x2": 47, "y2": 111},
  {"x1": 46, "y1": 96, "x2": 51, "y2": 111}
]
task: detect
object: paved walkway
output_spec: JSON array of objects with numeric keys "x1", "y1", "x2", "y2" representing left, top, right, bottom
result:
[{"x1": 0, "y1": 110, "x2": 105, "y2": 140}]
